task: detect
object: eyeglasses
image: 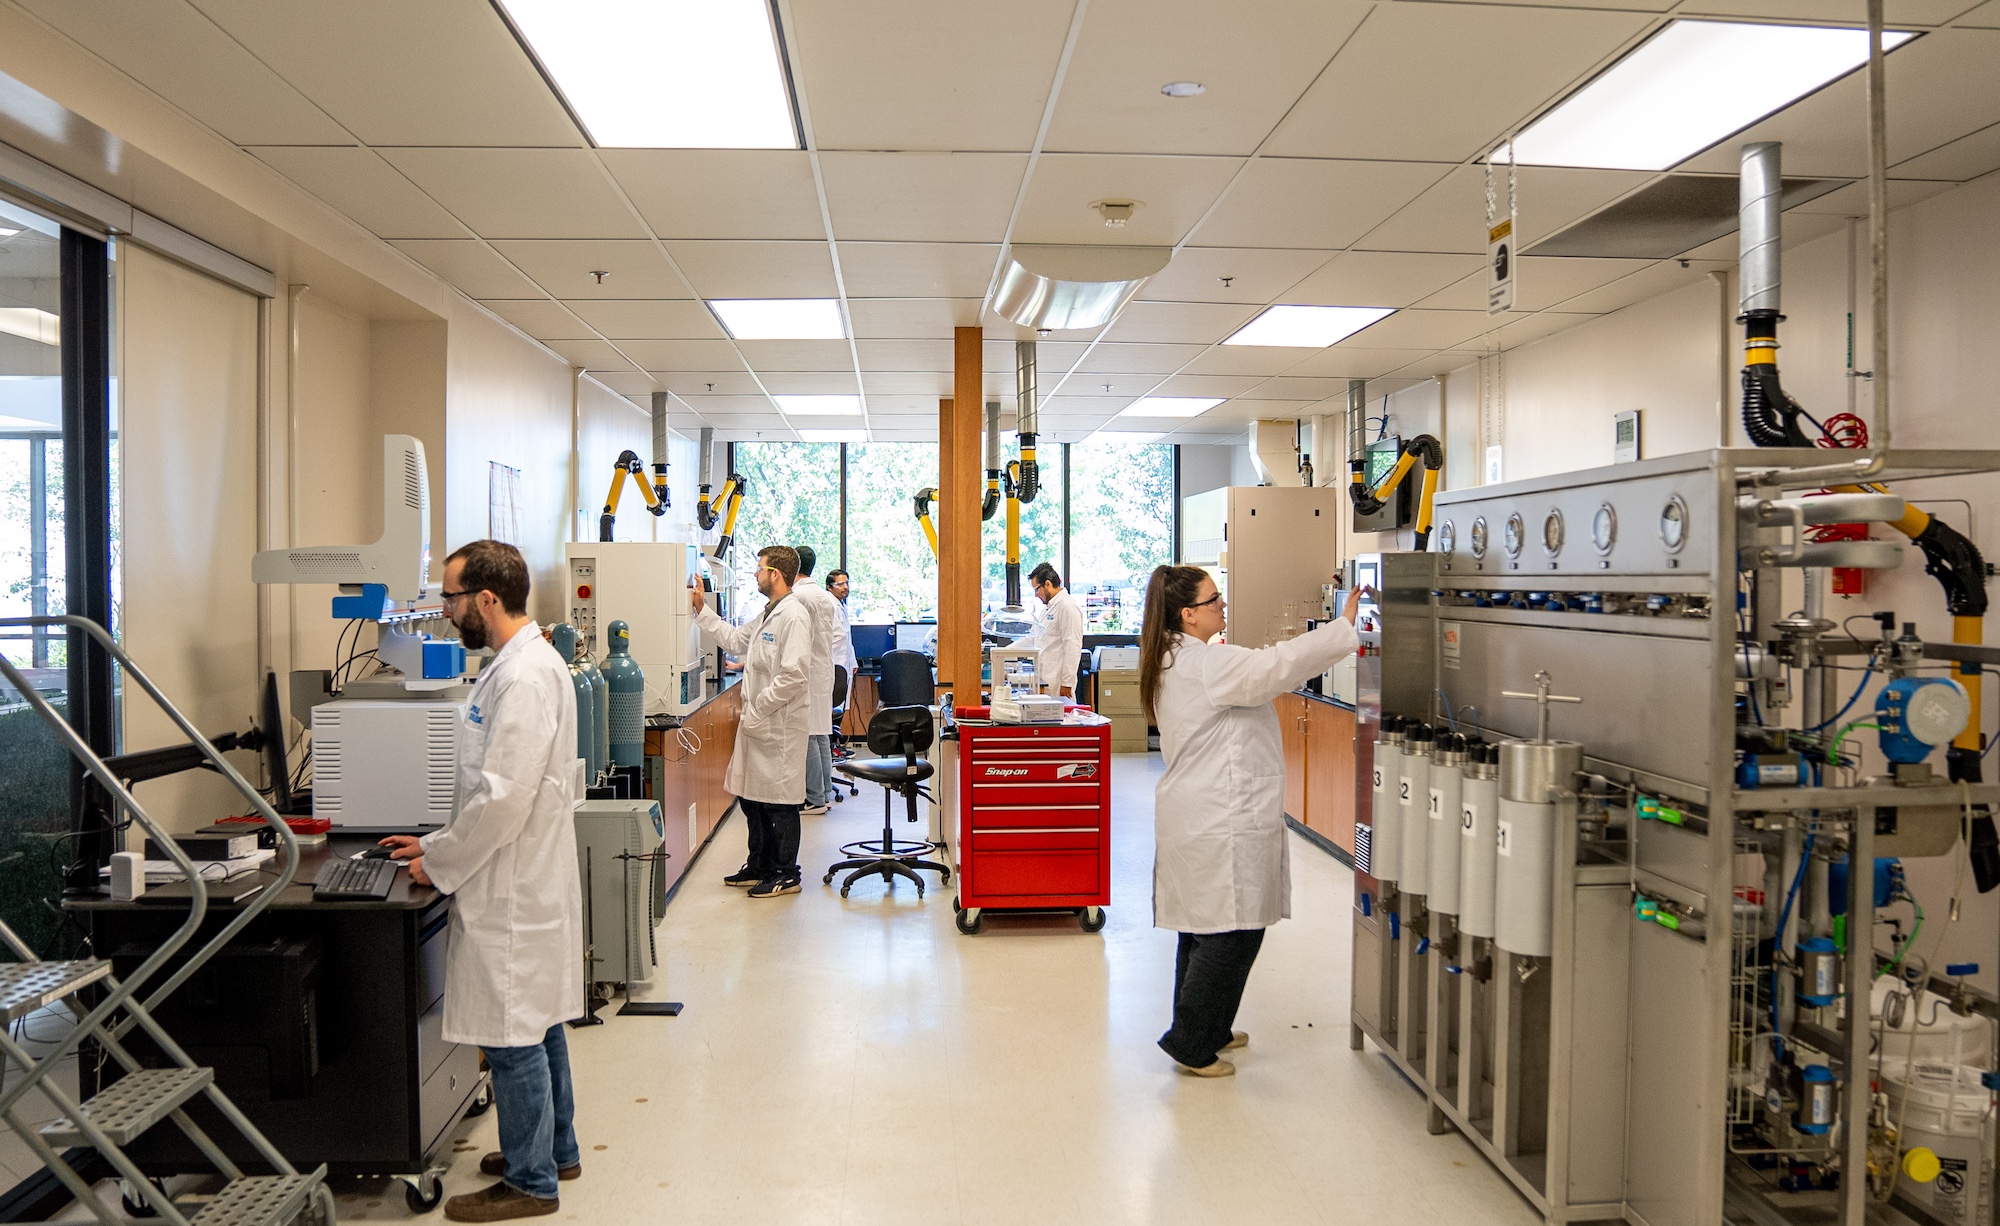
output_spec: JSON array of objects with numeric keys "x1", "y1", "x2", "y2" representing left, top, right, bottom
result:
[
  {"x1": 1188, "y1": 593, "x2": 1223, "y2": 610},
  {"x1": 440, "y1": 589, "x2": 474, "y2": 606}
]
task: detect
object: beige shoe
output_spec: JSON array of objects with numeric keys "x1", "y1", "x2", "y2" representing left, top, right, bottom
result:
[
  {"x1": 1221, "y1": 1031, "x2": 1249, "y2": 1052},
  {"x1": 1175, "y1": 1056, "x2": 1236, "y2": 1078}
]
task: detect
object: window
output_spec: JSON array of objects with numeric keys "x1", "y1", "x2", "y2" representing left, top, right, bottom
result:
[
  {"x1": 844, "y1": 443, "x2": 937, "y2": 623},
  {"x1": 726, "y1": 441, "x2": 840, "y2": 614},
  {"x1": 1067, "y1": 441, "x2": 1174, "y2": 633},
  {"x1": 980, "y1": 440, "x2": 1063, "y2": 611}
]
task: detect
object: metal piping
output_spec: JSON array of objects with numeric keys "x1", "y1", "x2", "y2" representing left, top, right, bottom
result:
[
  {"x1": 1738, "y1": 143, "x2": 1782, "y2": 316},
  {"x1": 1015, "y1": 341, "x2": 1040, "y2": 504},
  {"x1": 648, "y1": 392, "x2": 670, "y2": 508},
  {"x1": 982, "y1": 400, "x2": 1002, "y2": 521}
]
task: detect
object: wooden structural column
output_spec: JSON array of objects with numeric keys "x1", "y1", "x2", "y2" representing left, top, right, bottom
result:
[{"x1": 937, "y1": 326, "x2": 984, "y2": 706}]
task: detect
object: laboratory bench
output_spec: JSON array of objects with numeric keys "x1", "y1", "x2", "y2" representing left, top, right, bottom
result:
[
  {"x1": 1278, "y1": 688, "x2": 1358, "y2": 863},
  {"x1": 642, "y1": 679, "x2": 743, "y2": 898}
]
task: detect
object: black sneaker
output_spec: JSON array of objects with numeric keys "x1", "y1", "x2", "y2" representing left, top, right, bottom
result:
[
  {"x1": 723, "y1": 864, "x2": 761, "y2": 887},
  {"x1": 748, "y1": 876, "x2": 801, "y2": 899}
]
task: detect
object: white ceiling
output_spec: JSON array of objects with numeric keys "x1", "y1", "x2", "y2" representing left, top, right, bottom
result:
[{"x1": 24, "y1": 0, "x2": 2000, "y2": 442}]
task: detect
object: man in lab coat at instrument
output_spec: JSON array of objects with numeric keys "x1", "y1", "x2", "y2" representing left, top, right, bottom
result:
[
  {"x1": 691, "y1": 544, "x2": 813, "y2": 896},
  {"x1": 789, "y1": 545, "x2": 841, "y2": 815},
  {"x1": 1018, "y1": 562, "x2": 1084, "y2": 698},
  {"x1": 380, "y1": 540, "x2": 583, "y2": 1221}
]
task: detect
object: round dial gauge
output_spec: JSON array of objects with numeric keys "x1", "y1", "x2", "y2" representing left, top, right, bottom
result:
[
  {"x1": 1437, "y1": 520, "x2": 1456, "y2": 555},
  {"x1": 1659, "y1": 496, "x2": 1689, "y2": 553},
  {"x1": 1592, "y1": 504, "x2": 1617, "y2": 555},
  {"x1": 1542, "y1": 509, "x2": 1565, "y2": 557},
  {"x1": 1469, "y1": 517, "x2": 1489, "y2": 559},
  {"x1": 1503, "y1": 512, "x2": 1526, "y2": 558}
]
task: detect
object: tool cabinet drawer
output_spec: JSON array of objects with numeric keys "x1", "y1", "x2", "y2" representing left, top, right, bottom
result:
[
  {"x1": 969, "y1": 803, "x2": 1102, "y2": 830},
  {"x1": 971, "y1": 850, "x2": 1098, "y2": 897},
  {"x1": 970, "y1": 828, "x2": 1100, "y2": 852}
]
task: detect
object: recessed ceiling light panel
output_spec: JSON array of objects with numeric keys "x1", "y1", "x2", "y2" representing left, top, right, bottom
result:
[
  {"x1": 497, "y1": 0, "x2": 800, "y2": 148},
  {"x1": 709, "y1": 299, "x2": 846, "y2": 340},
  {"x1": 1508, "y1": 20, "x2": 1916, "y2": 171},
  {"x1": 798, "y1": 429, "x2": 866, "y2": 443},
  {"x1": 1223, "y1": 305, "x2": 1394, "y2": 348},
  {"x1": 775, "y1": 395, "x2": 862, "y2": 416},
  {"x1": 1121, "y1": 396, "x2": 1223, "y2": 418}
]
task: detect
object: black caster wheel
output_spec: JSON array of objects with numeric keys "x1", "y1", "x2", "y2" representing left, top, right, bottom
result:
[
  {"x1": 916, "y1": 886, "x2": 926, "y2": 898},
  {"x1": 122, "y1": 1179, "x2": 167, "y2": 1218},
  {"x1": 405, "y1": 1175, "x2": 444, "y2": 1213},
  {"x1": 951, "y1": 895, "x2": 961, "y2": 912},
  {"x1": 955, "y1": 907, "x2": 983, "y2": 935},
  {"x1": 1079, "y1": 906, "x2": 1107, "y2": 933},
  {"x1": 464, "y1": 1081, "x2": 494, "y2": 1117},
  {"x1": 823, "y1": 873, "x2": 834, "y2": 885},
  {"x1": 840, "y1": 886, "x2": 851, "y2": 897}
]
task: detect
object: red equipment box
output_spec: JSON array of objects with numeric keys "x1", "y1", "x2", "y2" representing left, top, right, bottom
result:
[{"x1": 952, "y1": 711, "x2": 1111, "y2": 935}]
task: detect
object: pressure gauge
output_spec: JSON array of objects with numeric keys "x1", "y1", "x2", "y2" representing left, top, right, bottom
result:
[
  {"x1": 1542, "y1": 509, "x2": 1565, "y2": 557},
  {"x1": 1469, "y1": 516, "x2": 1489, "y2": 559},
  {"x1": 1592, "y1": 504, "x2": 1617, "y2": 555},
  {"x1": 1438, "y1": 520, "x2": 1456, "y2": 555},
  {"x1": 1503, "y1": 512, "x2": 1525, "y2": 558},
  {"x1": 1659, "y1": 495, "x2": 1689, "y2": 554}
]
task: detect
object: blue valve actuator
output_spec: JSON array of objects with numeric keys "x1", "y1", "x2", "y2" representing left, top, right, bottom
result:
[
  {"x1": 1948, "y1": 962, "x2": 1980, "y2": 977},
  {"x1": 1416, "y1": 936, "x2": 1431, "y2": 956},
  {"x1": 1389, "y1": 911, "x2": 1401, "y2": 940},
  {"x1": 1359, "y1": 893, "x2": 1373, "y2": 918}
]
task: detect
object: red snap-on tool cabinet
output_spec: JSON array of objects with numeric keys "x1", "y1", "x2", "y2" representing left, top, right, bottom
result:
[{"x1": 951, "y1": 710, "x2": 1111, "y2": 935}]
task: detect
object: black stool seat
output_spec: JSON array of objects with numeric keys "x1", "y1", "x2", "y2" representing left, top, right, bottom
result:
[
  {"x1": 839, "y1": 757, "x2": 935, "y2": 787},
  {"x1": 825, "y1": 703, "x2": 950, "y2": 898}
]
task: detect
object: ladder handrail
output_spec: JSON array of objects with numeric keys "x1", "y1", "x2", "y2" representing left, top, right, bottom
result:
[{"x1": 0, "y1": 616, "x2": 304, "y2": 1091}]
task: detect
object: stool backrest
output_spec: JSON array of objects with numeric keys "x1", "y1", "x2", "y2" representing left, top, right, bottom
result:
[
  {"x1": 832, "y1": 664, "x2": 849, "y2": 710},
  {"x1": 867, "y1": 705, "x2": 933, "y2": 768},
  {"x1": 877, "y1": 649, "x2": 933, "y2": 707}
]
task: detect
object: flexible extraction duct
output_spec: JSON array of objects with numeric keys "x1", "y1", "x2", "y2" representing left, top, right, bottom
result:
[
  {"x1": 982, "y1": 401, "x2": 1001, "y2": 521},
  {"x1": 1015, "y1": 341, "x2": 1040, "y2": 505},
  {"x1": 1737, "y1": 142, "x2": 1813, "y2": 448},
  {"x1": 649, "y1": 393, "x2": 671, "y2": 509},
  {"x1": 696, "y1": 427, "x2": 716, "y2": 528}
]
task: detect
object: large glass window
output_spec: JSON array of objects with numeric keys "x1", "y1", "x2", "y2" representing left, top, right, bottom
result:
[
  {"x1": 980, "y1": 441, "x2": 1064, "y2": 613},
  {"x1": 1068, "y1": 441, "x2": 1174, "y2": 633},
  {"x1": 726, "y1": 441, "x2": 840, "y2": 614},
  {"x1": 845, "y1": 442, "x2": 938, "y2": 623}
]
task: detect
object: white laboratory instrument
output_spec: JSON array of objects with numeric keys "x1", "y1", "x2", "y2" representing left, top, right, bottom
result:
[
  {"x1": 563, "y1": 541, "x2": 707, "y2": 717},
  {"x1": 991, "y1": 694, "x2": 1065, "y2": 725},
  {"x1": 310, "y1": 698, "x2": 463, "y2": 830},
  {"x1": 253, "y1": 435, "x2": 433, "y2": 602},
  {"x1": 989, "y1": 644, "x2": 1044, "y2": 696},
  {"x1": 574, "y1": 799, "x2": 667, "y2": 995}
]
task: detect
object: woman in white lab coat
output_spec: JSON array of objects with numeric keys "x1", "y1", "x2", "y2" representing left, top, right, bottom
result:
[{"x1": 1140, "y1": 564, "x2": 1362, "y2": 1076}]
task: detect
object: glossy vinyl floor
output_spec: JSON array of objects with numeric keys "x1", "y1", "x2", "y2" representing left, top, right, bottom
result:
[{"x1": 72, "y1": 754, "x2": 1538, "y2": 1224}]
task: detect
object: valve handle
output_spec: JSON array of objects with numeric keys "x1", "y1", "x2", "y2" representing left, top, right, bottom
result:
[{"x1": 1500, "y1": 669, "x2": 1583, "y2": 742}]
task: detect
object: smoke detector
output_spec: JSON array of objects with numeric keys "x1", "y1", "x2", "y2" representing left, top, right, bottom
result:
[
  {"x1": 1160, "y1": 81, "x2": 1206, "y2": 98},
  {"x1": 1093, "y1": 200, "x2": 1139, "y2": 228}
]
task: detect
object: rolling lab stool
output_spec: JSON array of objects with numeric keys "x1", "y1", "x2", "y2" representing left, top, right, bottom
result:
[
  {"x1": 824, "y1": 705, "x2": 952, "y2": 897},
  {"x1": 829, "y1": 665, "x2": 859, "y2": 802}
]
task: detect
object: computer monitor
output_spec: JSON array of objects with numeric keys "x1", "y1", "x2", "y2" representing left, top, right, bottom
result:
[
  {"x1": 850, "y1": 623, "x2": 894, "y2": 665},
  {"x1": 894, "y1": 622, "x2": 936, "y2": 657},
  {"x1": 261, "y1": 671, "x2": 308, "y2": 815}
]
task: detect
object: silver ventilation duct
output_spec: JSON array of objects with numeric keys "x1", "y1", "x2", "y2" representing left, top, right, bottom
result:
[
  {"x1": 649, "y1": 392, "x2": 670, "y2": 507},
  {"x1": 982, "y1": 400, "x2": 1002, "y2": 521},
  {"x1": 992, "y1": 245, "x2": 1172, "y2": 332},
  {"x1": 697, "y1": 426, "x2": 714, "y2": 487},
  {"x1": 1739, "y1": 142, "x2": 1782, "y2": 315},
  {"x1": 1015, "y1": 341, "x2": 1040, "y2": 504}
]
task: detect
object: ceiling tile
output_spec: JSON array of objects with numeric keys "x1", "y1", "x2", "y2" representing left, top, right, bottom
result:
[
  {"x1": 186, "y1": 0, "x2": 581, "y2": 146},
  {"x1": 790, "y1": 0, "x2": 1076, "y2": 151},
  {"x1": 18, "y1": 0, "x2": 351, "y2": 144},
  {"x1": 1356, "y1": 165, "x2": 1654, "y2": 256},
  {"x1": 846, "y1": 298, "x2": 985, "y2": 338},
  {"x1": 1150, "y1": 374, "x2": 1263, "y2": 397},
  {"x1": 1330, "y1": 309, "x2": 1499, "y2": 350},
  {"x1": 863, "y1": 373, "x2": 951, "y2": 396},
  {"x1": 1491, "y1": 312, "x2": 1598, "y2": 349},
  {"x1": 1102, "y1": 301, "x2": 1259, "y2": 345},
  {"x1": 391, "y1": 240, "x2": 541, "y2": 298},
  {"x1": 1194, "y1": 158, "x2": 1453, "y2": 249},
  {"x1": 758, "y1": 371, "x2": 862, "y2": 394},
  {"x1": 672, "y1": 395, "x2": 775, "y2": 416},
  {"x1": 664, "y1": 241, "x2": 838, "y2": 298},
  {"x1": 1681, "y1": 0, "x2": 1977, "y2": 27},
  {"x1": 856, "y1": 339, "x2": 954, "y2": 370},
  {"x1": 652, "y1": 371, "x2": 766, "y2": 396},
  {"x1": 1414, "y1": 256, "x2": 1653, "y2": 311},
  {"x1": 1892, "y1": 121, "x2": 2000, "y2": 180},
  {"x1": 735, "y1": 339, "x2": 855, "y2": 371},
  {"x1": 863, "y1": 397, "x2": 946, "y2": 414},
  {"x1": 1280, "y1": 346, "x2": 1456, "y2": 378},
  {"x1": 1138, "y1": 247, "x2": 1336, "y2": 304},
  {"x1": 1011, "y1": 154, "x2": 1244, "y2": 246},
  {"x1": 1264, "y1": 5, "x2": 1652, "y2": 162},
  {"x1": 1286, "y1": 250, "x2": 1485, "y2": 308},
  {"x1": 820, "y1": 153, "x2": 1028, "y2": 243},
  {"x1": 704, "y1": 413, "x2": 791, "y2": 432},
  {"x1": 379, "y1": 149, "x2": 644, "y2": 239},
  {"x1": 621, "y1": 340, "x2": 749, "y2": 371},
  {"x1": 1046, "y1": 372, "x2": 1158, "y2": 399},
  {"x1": 1042, "y1": 395, "x2": 1132, "y2": 416},
  {"x1": 1548, "y1": 259, "x2": 1730, "y2": 314},
  {"x1": 565, "y1": 299, "x2": 725, "y2": 340},
  {"x1": 251, "y1": 146, "x2": 470, "y2": 239},
  {"x1": 1959, "y1": 0, "x2": 2000, "y2": 23},
  {"x1": 1785, "y1": 178, "x2": 1961, "y2": 214},
  {"x1": 1382, "y1": 351, "x2": 1483, "y2": 379},
  {"x1": 478, "y1": 299, "x2": 594, "y2": 338},
  {"x1": 489, "y1": 240, "x2": 691, "y2": 299},
  {"x1": 838, "y1": 243, "x2": 1001, "y2": 298},
  {"x1": 585, "y1": 372, "x2": 661, "y2": 397},
  {"x1": 1180, "y1": 346, "x2": 1317, "y2": 377},
  {"x1": 545, "y1": 339, "x2": 639, "y2": 372},
  {"x1": 1044, "y1": 0, "x2": 1371, "y2": 156},
  {"x1": 1239, "y1": 376, "x2": 1352, "y2": 401},
  {"x1": 1071, "y1": 343, "x2": 1208, "y2": 374},
  {"x1": 985, "y1": 339, "x2": 1091, "y2": 372},
  {"x1": 599, "y1": 150, "x2": 826, "y2": 240}
]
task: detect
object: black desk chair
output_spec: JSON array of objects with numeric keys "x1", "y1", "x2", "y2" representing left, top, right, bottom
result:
[
  {"x1": 875, "y1": 648, "x2": 933, "y2": 707},
  {"x1": 824, "y1": 705, "x2": 951, "y2": 898},
  {"x1": 829, "y1": 665, "x2": 858, "y2": 802}
]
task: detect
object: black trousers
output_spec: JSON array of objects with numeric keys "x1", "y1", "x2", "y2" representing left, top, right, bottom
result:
[
  {"x1": 738, "y1": 798, "x2": 802, "y2": 881},
  {"x1": 1157, "y1": 928, "x2": 1267, "y2": 1068}
]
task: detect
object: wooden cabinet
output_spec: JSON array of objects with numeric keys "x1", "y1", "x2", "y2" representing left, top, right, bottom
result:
[
  {"x1": 643, "y1": 683, "x2": 743, "y2": 882},
  {"x1": 1276, "y1": 692, "x2": 1358, "y2": 859},
  {"x1": 840, "y1": 672, "x2": 880, "y2": 740}
]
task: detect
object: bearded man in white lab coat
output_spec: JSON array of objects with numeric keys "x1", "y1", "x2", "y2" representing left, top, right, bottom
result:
[
  {"x1": 788, "y1": 545, "x2": 841, "y2": 815},
  {"x1": 691, "y1": 544, "x2": 813, "y2": 896},
  {"x1": 381, "y1": 540, "x2": 583, "y2": 1221},
  {"x1": 1019, "y1": 562, "x2": 1084, "y2": 698}
]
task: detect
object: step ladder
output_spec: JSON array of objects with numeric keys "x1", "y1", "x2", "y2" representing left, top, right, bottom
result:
[{"x1": 0, "y1": 615, "x2": 336, "y2": 1226}]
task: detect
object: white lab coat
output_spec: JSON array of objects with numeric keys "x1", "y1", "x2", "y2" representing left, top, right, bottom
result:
[
  {"x1": 1020, "y1": 588, "x2": 1084, "y2": 694},
  {"x1": 830, "y1": 596, "x2": 858, "y2": 683},
  {"x1": 696, "y1": 594, "x2": 812, "y2": 804},
  {"x1": 419, "y1": 623, "x2": 583, "y2": 1048},
  {"x1": 791, "y1": 576, "x2": 839, "y2": 736},
  {"x1": 1151, "y1": 619, "x2": 1359, "y2": 933}
]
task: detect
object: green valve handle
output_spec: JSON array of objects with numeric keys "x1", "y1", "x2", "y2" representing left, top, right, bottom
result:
[
  {"x1": 1657, "y1": 913, "x2": 1681, "y2": 931},
  {"x1": 1659, "y1": 807, "x2": 1684, "y2": 826}
]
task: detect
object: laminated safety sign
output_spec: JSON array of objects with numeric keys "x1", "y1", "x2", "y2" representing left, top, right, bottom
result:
[{"x1": 1485, "y1": 141, "x2": 1517, "y2": 315}]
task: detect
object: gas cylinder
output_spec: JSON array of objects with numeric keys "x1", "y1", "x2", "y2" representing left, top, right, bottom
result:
[
  {"x1": 602, "y1": 619, "x2": 646, "y2": 768},
  {"x1": 550, "y1": 623, "x2": 596, "y2": 772},
  {"x1": 577, "y1": 645, "x2": 609, "y2": 779}
]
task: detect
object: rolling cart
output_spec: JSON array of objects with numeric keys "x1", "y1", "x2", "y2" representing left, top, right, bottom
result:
[{"x1": 951, "y1": 711, "x2": 1111, "y2": 934}]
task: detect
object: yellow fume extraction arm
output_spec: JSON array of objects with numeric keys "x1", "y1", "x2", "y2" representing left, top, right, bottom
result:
[
  {"x1": 598, "y1": 450, "x2": 668, "y2": 542},
  {"x1": 913, "y1": 487, "x2": 940, "y2": 558},
  {"x1": 1349, "y1": 435, "x2": 1445, "y2": 550},
  {"x1": 695, "y1": 472, "x2": 746, "y2": 560}
]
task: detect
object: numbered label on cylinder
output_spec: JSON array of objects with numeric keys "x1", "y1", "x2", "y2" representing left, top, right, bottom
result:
[
  {"x1": 1400, "y1": 778, "x2": 1414, "y2": 807},
  {"x1": 1429, "y1": 787, "x2": 1444, "y2": 821},
  {"x1": 1496, "y1": 819, "x2": 1513, "y2": 856}
]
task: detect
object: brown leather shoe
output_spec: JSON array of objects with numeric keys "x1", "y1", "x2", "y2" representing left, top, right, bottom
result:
[
  {"x1": 443, "y1": 1181, "x2": 559, "y2": 1221},
  {"x1": 478, "y1": 1153, "x2": 580, "y2": 1181}
]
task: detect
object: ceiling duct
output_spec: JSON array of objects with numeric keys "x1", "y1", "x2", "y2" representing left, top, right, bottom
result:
[
  {"x1": 1525, "y1": 173, "x2": 1846, "y2": 260},
  {"x1": 992, "y1": 245, "x2": 1172, "y2": 332}
]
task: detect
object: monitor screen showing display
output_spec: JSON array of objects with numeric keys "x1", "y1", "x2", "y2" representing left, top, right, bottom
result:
[
  {"x1": 894, "y1": 622, "x2": 937, "y2": 657},
  {"x1": 850, "y1": 623, "x2": 894, "y2": 664}
]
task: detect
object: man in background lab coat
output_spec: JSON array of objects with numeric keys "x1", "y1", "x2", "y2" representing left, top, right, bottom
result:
[
  {"x1": 826, "y1": 569, "x2": 857, "y2": 760},
  {"x1": 691, "y1": 544, "x2": 813, "y2": 897},
  {"x1": 790, "y1": 545, "x2": 841, "y2": 815},
  {"x1": 1017, "y1": 562, "x2": 1084, "y2": 698},
  {"x1": 382, "y1": 540, "x2": 582, "y2": 1221}
]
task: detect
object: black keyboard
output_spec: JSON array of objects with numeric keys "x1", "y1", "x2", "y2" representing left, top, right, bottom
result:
[{"x1": 312, "y1": 857, "x2": 399, "y2": 901}]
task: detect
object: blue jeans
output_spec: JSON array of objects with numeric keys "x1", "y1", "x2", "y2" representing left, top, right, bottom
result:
[
  {"x1": 482, "y1": 1024, "x2": 579, "y2": 1200},
  {"x1": 806, "y1": 735, "x2": 831, "y2": 807}
]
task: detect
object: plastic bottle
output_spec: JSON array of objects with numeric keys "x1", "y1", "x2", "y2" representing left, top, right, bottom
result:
[{"x1": 602, "y1": 619, "x2": 646, "y2": 768}]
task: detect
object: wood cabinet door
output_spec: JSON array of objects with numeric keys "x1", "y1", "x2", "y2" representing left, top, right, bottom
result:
[
  {"x1": 1277, "y1": 693, "x2": 1307, "y2": 823},
  {"x1": 1306, "y1": 703, "x2": 1358, "y2": 857}
]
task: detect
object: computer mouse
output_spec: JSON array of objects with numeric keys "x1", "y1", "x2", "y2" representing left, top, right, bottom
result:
[{"x1": 360, "y1": 846, "x2": 396, "y2": 860}]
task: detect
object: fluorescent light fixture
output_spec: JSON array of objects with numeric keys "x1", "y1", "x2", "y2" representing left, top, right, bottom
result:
[
  {"x1": 497, "y1": 0, "x2": 798, "y2": 148},
  {"x1": 0, "y1": 308, "x2": 59, "y2": 346},
  {"x1": 775, "y1": 395, "x2": 861, "y2": 416},
  {"x1": 709, "y1": 299, "x2": 846, "y2": 340},
  {"x1": 0, "y1": 228, "x2": 20, "y2": 239},
  {"x1": 1509, "y1": 20, "x2": 1916, "y2": 171},
  {"x1": 798, "y1": 429, "x2": 866, "y2": 443},
  {"x1": 1224, "y1": 305, "x2": 1393, "y2": 348},
  {"x1": 1120, "y1": 396, "x2": 1222, "y2": 418}
]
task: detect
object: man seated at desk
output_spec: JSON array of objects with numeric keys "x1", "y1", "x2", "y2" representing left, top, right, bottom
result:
[{"x1": 382, "y1": 540, "x2": 584, "y2": 1222}]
